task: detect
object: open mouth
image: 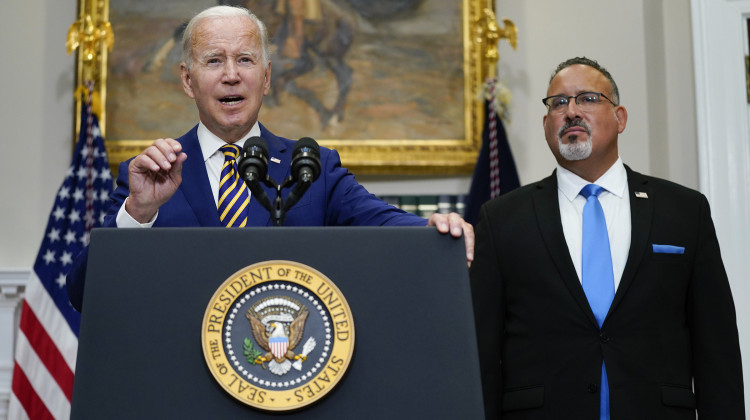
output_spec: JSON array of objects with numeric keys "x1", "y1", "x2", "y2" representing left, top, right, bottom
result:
[{"x1": 219, "y1": 96, "x2": 244, "y2": 105}]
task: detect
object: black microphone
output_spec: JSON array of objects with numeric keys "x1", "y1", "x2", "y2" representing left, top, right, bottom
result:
[
  {"x1": 238, "y1": 136, "x2": 273, "y2": 214},
  {"x1": 290, "y1": 137, "x2": 321, "y2": 184},
  {"x1": 238, "y1": 136, "x2": 269, "y2": 184},
  {"x1": 282, "y1": 138, "x2": 321, "y2": 216}
]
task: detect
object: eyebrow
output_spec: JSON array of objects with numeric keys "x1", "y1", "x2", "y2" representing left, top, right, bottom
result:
[
  {"x1": 549, "y1": 89, "x2": 596, "y2": 97},
  {"x1": 199, "y1": 51, "x2": 224, "y2": 60},
  {"x1": 200, "y1": 50, "x2": 259, "y2": 60},
  {"x1": 238, "y1": 51, "x2": 261, "y2": 61}
]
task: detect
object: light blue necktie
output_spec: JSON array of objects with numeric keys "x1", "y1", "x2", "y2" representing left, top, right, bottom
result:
[{"x1": 580, "y1": 184, "x2": 615, "y2": 420}]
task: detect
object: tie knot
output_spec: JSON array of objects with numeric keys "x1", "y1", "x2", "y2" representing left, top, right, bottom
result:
[
  {"x1": 580, "y1": 184, "x2": 604, "y2": 199},
  {"x1": 220, "y1": 144, "x2": 241, "y2": 161}
]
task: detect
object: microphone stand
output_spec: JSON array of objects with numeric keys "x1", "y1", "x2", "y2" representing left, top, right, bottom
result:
[
  {"x1": 241, "y1": 137, "x2": 319, "y2": 226},
  {"x1": 251, "y1": 175, "x2": 312, "y2": 227}
]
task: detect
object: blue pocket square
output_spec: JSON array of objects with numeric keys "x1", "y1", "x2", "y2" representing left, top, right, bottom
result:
[{"x1": 652, "y1": 244, "x2": 685, "y2": 254}]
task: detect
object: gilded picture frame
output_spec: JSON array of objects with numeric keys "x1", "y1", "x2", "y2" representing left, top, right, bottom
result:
[{"x1": 73, "y1": 0, "x2": 500, "y2": 175}]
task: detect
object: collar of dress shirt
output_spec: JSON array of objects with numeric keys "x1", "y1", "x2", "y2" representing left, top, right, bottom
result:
[
  {"x1": 556, "y1": 157, "x2": 627, "y2": 203},
  {"x1": 197, "y1": 121, "x2": 263, "y2": 162}
]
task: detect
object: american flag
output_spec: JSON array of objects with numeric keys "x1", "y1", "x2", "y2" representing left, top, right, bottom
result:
[
  {"x1": 8, "y1": 91, "x2": 112, "y2": 419},
  {"x1": 464, "y1": 78, "x2": 520, "y2": 226}
]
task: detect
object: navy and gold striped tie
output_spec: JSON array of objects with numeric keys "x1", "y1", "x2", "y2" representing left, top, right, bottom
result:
[{"x1": 218, "y1": 144, "x2": 249, "y2": 227}]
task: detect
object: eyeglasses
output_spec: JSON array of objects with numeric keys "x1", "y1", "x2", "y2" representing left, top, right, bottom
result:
[{"x1": 542, "y1": 92, "x2": 617, "y2": 113}]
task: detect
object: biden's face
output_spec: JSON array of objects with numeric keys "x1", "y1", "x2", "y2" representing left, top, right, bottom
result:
[{"x1": 181, "y1": 15, "x2": 271, "y2": 143}]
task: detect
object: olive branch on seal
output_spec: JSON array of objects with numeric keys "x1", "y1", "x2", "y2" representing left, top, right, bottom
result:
[{"x1": 243, "y1": 337, "x2": 263, "y2": 365}]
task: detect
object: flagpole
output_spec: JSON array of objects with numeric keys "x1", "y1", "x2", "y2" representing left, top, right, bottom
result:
[
  {"x1": 67, "y1": 0, "x2": 114, "y2": 143},
  {"x1": 475, "y1": 1, "x2": 517, "y2": 84},
  {"x1": 465, "y1": 2, "x2": 520, "y2": 224}
]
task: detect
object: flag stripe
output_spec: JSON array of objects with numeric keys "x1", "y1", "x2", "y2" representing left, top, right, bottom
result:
[
  {"x1": 24, "y1": 272, "x2": 78, "y2": 370},
  {"x1": 13, "y1": 333, "x2": 71, "y2": 419},
  {"x1": 10, "y1": 364, "x2": 55, "y2": 420},
  {"x1": 7, "y1": 393, "x2": 32, "y2": 420},
  {"x1": 18, "y1": 300, "x2": 75, "y2": 401}
]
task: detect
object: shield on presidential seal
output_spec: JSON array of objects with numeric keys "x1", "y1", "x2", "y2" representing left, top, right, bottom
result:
[{"x1": 269, "y1": 334, "x2": 289, "y2": 360}]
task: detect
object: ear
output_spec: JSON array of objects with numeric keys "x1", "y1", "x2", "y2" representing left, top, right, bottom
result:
[
  {"x1": 263, "y1": 61, "x2": 272, "y2": 96},
  {"x1": 180, "y1": 63, "x2": 195, "y2": 99},
  {"x1": 614, "y1": 105, "x2": 627, "y2": 133}
]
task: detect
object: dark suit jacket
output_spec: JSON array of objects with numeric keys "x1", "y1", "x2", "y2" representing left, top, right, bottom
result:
[
  {"x1": 67, "y1": 124, "x2": 426, "y2": 310},
  {"x1": 469, "y1": 166, "x2": 744, "y2": 419}
]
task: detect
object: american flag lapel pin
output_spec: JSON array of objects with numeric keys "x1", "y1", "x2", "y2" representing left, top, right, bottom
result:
[{"x1": 635, "y1": 191, "x2": 648, "y2": 199}]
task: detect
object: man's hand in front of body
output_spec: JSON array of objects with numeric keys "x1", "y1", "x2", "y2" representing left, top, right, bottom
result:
[{"x1": 125, "y1": 138, "x2": 187, "y2": 223}]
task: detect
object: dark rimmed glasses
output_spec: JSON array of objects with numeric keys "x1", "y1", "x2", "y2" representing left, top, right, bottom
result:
[{"x1": 542, "y1": 92, "x2": 617, "y2": 114}]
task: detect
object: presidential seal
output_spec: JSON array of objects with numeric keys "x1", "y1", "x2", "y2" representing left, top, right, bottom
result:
[{"x1": 202, "y1": 260, "x2": 355, "y2": 411}]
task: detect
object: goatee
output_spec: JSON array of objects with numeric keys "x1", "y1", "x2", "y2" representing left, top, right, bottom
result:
[{"x1": 558, "y1": 120, "x2": 592, "y2": 161}]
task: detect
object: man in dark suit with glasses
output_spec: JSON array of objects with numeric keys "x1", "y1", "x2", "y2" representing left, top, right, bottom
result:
[{"x1": 470, "y1": 56, "x2": 744, "y2": 419}]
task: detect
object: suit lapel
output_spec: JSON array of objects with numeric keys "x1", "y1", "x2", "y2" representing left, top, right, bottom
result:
[
  {"x1": 609, "y1": 166, "x2": 653, "y2": 314},
  {"x1": 263, "y1": 127, "x2": 292, "y2": 192},
  {"x1": 179, "y1": 127, "x2": 222, "y2": 227},
  {"x1": 533, "y1": 173, "x2": 600, "y2": 327}
]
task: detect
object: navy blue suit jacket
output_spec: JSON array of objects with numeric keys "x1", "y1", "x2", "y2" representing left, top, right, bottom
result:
[{"x1": 67, "y1": 124, "x2": 426, "y2": 310}]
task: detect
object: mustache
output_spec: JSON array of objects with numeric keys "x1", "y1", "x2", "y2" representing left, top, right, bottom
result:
[{"x1": 558, "y1": 120, "x2": 591, "y2": 138}]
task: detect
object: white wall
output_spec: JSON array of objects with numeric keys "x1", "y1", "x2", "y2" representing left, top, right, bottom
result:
[
  {"x1": 0, "y1": 0, "x2": 76, "y2": 269},
  {"x1": 492, "y1": 0, "x2": 697, "y2": 189}
]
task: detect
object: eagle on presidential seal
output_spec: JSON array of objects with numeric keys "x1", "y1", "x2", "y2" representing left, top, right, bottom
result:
[{"x1": 246, "y1": 299, "x2": 313, "y2": 376}]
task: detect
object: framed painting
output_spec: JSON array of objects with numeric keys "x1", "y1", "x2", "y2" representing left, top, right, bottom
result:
[{"x1": 74, "y1": 0, "x2": 498, "y2": 175}]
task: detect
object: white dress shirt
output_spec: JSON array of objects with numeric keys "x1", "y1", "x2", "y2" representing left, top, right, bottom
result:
[
  {"x1": 557, "y1": 157, "x2": 631, "y2": 290},
  {"x1": 116, "y1": 122, "x2": 261, "y2": 228}
]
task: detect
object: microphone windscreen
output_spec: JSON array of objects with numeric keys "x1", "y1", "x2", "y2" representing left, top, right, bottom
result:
[
  {"x1": 239, "y1": 136, "x2": 269, "y2": 180},
  {"x1": 294, "y1": 137, "x2": 320, "y2": 156},
  {"x1": 291, "y1": 137, "x2": 321, "y2": 183},
  {"x1": 244, "y1": 136, "x2": 269, "y2": 156}
]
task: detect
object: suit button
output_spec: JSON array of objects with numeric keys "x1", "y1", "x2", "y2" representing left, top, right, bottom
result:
[
  {"x1": 588, "y1": 383, "x2": 598, "y2": 393},
  {"x1": 599, "y1": 332, "x2": 610, "y2": 343}
]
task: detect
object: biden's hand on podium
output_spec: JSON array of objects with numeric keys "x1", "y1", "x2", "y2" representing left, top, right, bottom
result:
[{"x1": 427, "y1": 212, "x2": 474, "y2": 266}]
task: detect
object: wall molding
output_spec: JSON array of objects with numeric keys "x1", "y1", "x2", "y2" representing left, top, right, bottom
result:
[{"x1": 0, "y1": 269, "x2": 28, "y2": 299}]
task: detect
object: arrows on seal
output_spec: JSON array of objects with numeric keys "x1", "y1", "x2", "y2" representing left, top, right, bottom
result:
[{"x1": 293, "y1": 337, "x2": 317, "y2": 371}]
